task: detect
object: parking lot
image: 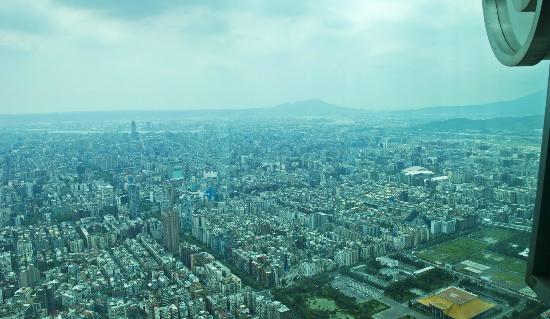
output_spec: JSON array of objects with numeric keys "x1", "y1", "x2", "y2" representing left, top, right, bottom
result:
[{"x1": 332, "y1": 274, "x2": 384, "y2": 301}]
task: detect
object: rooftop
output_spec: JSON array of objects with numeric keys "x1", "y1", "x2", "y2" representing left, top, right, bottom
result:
[
  {"x1": 418, "y1": 286, "x2": 496, "y2": 319},
  {"x1": 401, "y1": 166, "x2": 434, "y2": 176},
  {"x1": 437, "y1": 286, "x2": 477, "y2": 305}
]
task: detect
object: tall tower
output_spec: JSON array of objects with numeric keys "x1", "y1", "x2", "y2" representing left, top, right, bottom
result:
[
  {"x1": 128, "y1": 184, "x2": 140, "y2": 219},
  {"x1": 180, "y1": 196, "x2": 193, "y2": 233},
  {"x1": 2, "y1": 155, "x2": 11, "y2": 185},
  {"x1": 162, "y1": 209, "x2": 180, "y2": 253},
  {"x1": 131, "y1": 121, "x2": 138, "y2": 140}
]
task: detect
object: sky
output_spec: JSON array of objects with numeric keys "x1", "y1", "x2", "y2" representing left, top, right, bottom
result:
[{"x1": 0, "y1": 0, "x2": 548, "y2": 114}]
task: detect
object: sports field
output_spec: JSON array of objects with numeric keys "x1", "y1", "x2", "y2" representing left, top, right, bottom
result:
[
  {"x1": 471, "y1": 228, "x2": 515, "y2": 242},
  {"x1": 417, "y1": 237, "x2": 489, "y2": 264},
  {"x1": 416, "y1": 228, "x2": 528, "y2": 291}
]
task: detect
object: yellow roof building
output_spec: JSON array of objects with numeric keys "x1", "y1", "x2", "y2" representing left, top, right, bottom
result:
[{"x1": 417, "y1": 286, "x2": 496, "y2": 319}]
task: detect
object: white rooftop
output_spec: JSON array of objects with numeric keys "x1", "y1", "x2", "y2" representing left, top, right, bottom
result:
[{"x1": 402, "y1": 166, "x2": 434, "y2": 176}]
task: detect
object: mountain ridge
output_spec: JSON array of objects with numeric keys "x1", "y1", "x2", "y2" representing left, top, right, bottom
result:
[
  {"x1": 416, "y1": 115, "x2": 544, "y2": 131},
  {"x1": 401, "y1": 91, "x2": 546, "y2": 120},
  {"x1": 0, "y1": 91, "x2": 545, "y2": 123}
]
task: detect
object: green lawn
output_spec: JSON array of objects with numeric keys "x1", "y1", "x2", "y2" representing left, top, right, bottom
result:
[
  {"x1": 469, "y1": 252, "x2": 524, "y2": 272},
  {"x1": 468, "y1": 252, "x2": 527, "y2": 290},
  {"x1": 307, "y1": 298, "x2": 356, "y2": 319},
  {"x1": 471, "y1": 228, "x2": 515, "y2": 243},
  {"x1": 272, "y1": 273, "x2": 389, "y2": 319},
  {"x1": 304, "y1": 296, "x2": 389, "y2": 319},
  {"x1": 417, "y1": 237, "x2": 489, "y2": 264},
  {"x1": 308, "y1": 298, "x2": 338, "y2": 311},
  {"x1": 416, "y1": 229, "x2": 529, "y2": 291}
]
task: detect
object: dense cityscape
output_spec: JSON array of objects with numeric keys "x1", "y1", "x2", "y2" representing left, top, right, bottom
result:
[
  {"x1": 3, "y1": 0, "x2": 550, "y2": 317},
  {"x1": 0, "y1": 99, "x2": 548, "y2": 319}
]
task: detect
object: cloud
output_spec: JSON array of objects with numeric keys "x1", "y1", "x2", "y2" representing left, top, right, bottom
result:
[
  {"x1": 0, "y1": 7, "x2": 52, "y2": 34},
  {"x1": 55, "y1": 0, "x2": 172, "y2": 19},
  {"x1": 0, "y1": 0, "x2": 547, "y2": 114}
]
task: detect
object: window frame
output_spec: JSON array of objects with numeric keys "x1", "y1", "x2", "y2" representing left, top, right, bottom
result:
[{"x1": 526, "y1": 66, "x2": 550, "y2": 305}]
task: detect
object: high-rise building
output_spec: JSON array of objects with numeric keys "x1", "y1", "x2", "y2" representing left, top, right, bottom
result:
[
  {"x1": 36, "y1": 284, "x2": 56, "y2": 314},
  {"x1": 162, "y1": 209, "x2": 180, "y2": 253},
  {"x1": 180, "y1": 196, "x2": 193, "y2": 232},
  {"x1": 167, "y1": 187, "x2": 179, "y2": 206},
  {"x1": 131, "y1": 121, "x2": 138, "y2": 140},
  {"x1": 19, "y1": 264, "x2": 40, "y2": 287},
  {"x1": 0, "y1": 251, "x2": 12, "y2": 274},
  {"x1": 128, "y1": 184, "x2": 140, "y2": 219},
  {"x1": 2, "y1": 155, "x2": 11, "y2": 185}
]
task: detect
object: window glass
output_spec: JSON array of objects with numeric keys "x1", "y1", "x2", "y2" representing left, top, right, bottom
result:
[{"x1": 0, "y1": 1, "x2": 547, "y2": 318}]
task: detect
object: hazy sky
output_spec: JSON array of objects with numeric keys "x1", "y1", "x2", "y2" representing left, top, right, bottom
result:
[{"x1": 0, "y1": 0, "x2": 548, "y2": 114}]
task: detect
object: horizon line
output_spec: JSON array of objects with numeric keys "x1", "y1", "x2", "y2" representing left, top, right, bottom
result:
[{"x1": 0, "y1": 90, "x2": 544, "y2": 117}]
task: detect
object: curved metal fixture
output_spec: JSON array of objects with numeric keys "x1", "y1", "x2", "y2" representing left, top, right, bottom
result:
[{"x1": 483, "y1": 0, "x2": 550, "y2": 66}]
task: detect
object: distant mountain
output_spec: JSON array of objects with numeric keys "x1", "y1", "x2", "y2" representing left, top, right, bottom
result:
[
  {"x1": 0, "y1": 99, "x2": 366, "y2": 125},
  {"x1": 0, "y1": 91, "x2": 546, "y2": 125},
  {"x1": 416, "y1": 115, "x2": 544, "y2": 131},
  {"x1": 258, "y1": 99, "x2": 365, "y2": 117},
  {"x1": 400, "y1": 91, "x2": 546, "y2": 120}
]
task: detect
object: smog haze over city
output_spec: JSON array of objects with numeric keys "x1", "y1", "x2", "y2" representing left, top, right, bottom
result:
[
  {"x1": 0, "y1": 1, "x2": 549, "y2": 319},
  {"x1": 0, "y1": 0, "x2": 549, "y2": 114}
]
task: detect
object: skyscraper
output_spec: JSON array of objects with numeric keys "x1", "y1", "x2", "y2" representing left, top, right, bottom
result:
[
  {"x1": 180, "y1": 196, "x2": 193, "y2": 233},
  {"x1": 2, "y1": 155, "x2": 11, "y2": 185},
  {"x1": 36, "y1": 284, "x2": 56, "y2": 315},
  {"x1": 131, "y1": 121, "x2": 138, "y2": 140},
  {"x1": 162, "y1": 209, "x2": 180, "y2": 253},
  {"x1": 128, "y1": 184, "x2": 140, "y2": 219}
]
